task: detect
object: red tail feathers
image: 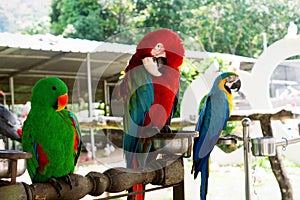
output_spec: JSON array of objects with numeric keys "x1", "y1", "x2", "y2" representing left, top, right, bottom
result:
[
  {"x1": 132, "y1": 184, "x2": 144, "y2": 200},
  {"x1": 129, "y1": 156, "x2": 145, "y2": 200}
]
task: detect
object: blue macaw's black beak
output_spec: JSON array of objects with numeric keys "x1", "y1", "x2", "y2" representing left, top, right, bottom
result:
[{"x1": 231, "y1": 79, "x2": 241, "y2": 92}]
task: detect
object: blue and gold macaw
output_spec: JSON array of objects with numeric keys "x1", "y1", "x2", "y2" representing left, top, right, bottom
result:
[{"x1": 192, "y1": 72, "x2": 241, "y2": 200}]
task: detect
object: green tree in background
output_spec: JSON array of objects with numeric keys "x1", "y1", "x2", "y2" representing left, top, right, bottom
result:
[
  {"x1": 50, "y1": 0, "x2": 119, "y2": 41},
  {"x1": 184, "y1": 0, "x2": 300, "y2": 57},
  {"x1": 45, "y1": 0, "x2": 300, "y2": 119},
  {"x1": 48, "y1": 0, "x2": 300, "y2": 57}
]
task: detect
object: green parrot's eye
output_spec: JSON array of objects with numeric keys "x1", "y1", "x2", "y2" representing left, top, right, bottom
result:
[{"x1": 52, "y1": 86, "x2": 57, "y2": 91}]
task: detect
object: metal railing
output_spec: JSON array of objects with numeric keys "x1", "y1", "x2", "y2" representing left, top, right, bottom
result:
[{"x1": 242, "y1": 117, "x2": 300, "y2": 200}]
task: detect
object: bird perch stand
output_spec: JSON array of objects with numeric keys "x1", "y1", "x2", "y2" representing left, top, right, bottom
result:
[
  {"x1": 152, "y1": 131, "x2": 198, "y2": 158},
  {"x1": 0, "y1": 150, "x2": 32, "y2": 185},
  {"x1": 236, "y1": 109, "x2": 296, "y2": 200}
]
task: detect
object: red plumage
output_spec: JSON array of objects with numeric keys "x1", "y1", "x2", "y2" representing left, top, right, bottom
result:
[
  {"x1": 122, "y1": 28, "x2": 184, "y2": 200},
  {"x1": 125, "y1": 28, "x2": 184, "y2": 72},
  {"x1": 125, "y1": 28, "x2": 184, "y2": 129},
  {"x1": 37, "y1": 145, "x2": 49, "y2": 173}
]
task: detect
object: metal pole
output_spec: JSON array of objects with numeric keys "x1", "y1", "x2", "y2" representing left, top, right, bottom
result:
[
  {"x1": 9, "y1": 77, "x2": 16, "y2": 149},
  {"x1": 276, "y1": 136, "x2": 300, "y2": 147},
  {"x1": 86, "y1": 53, "x2": 93, "y2": 118},
  {"x1": 87, "y1": 53, "x2": 96, "y2": 159},
  {"x1": 9, "y1": 77, "x2": 15, "y2": 112},
  {"x1": 242, "y1": 118, "x2": 252, "y2": 200},
  {"x1": 103, "y1": 79, "x2": 110, "y2": 116}
]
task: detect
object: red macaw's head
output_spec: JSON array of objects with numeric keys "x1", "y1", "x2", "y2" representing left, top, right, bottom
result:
[{"x1": 125, "y1": 28, "x2": 185, "y2": 73}]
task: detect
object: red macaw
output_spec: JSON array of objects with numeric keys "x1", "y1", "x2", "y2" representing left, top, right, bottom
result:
[{"x1": 117, "y1": 28, "x2": 184, "y2": 200}]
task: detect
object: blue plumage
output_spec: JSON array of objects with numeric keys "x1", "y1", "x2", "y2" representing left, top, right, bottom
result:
[
  {"x1": 122, "y1": 65, "x2": 154, "y2": 168},
  {"x1": 192, "y1": 72, "x2": 241, "y2": 200}
]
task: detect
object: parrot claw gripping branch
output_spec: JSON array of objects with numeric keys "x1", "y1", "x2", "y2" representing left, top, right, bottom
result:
[
  {"x1": 116, "y1": 28, "x2": 184, "y2": 200},
  {"x1": 192, "y1": 72, "x2": 241, "y2": 200},
  {"x1": 22, "y1": 77, "x2": 82, "y2": 199}
]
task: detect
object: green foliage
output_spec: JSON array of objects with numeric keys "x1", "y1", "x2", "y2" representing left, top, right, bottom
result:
[
  {"x1": 135, "y1": 0, "x2": 188, "y2": 31},
  {"x1": 172, "y1": 59, "x2": 199, "y2": 118},
  {"x1": 3, "y1": 0, "x2": 300, "y2": 58},
  {"x1": 46, "y1": 0, "x2": 300, "y2": 59},
  {"x1": 21, "y1": 17, "x2": 50, "y2": 35},
  {"x1": 49, "y1": 0, "x2": 119, "y2": 41},
  {"x1": 182, "y1": 0, "x2": 300, "y2": 57}
]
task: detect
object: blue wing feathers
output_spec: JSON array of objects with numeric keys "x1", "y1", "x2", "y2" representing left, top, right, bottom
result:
[
  {"x1": 123, "y1": 66, "x2": 154, "y2": 167},
  {"x1": 200, "y1": 155, "x2": 209, "y2": 200},
  {"x1": 193, "y1": 90, "x2": 231, "y2": 200},
  {"x1": 222, "y1": 99, "x2": 230, "y2": 130},
  {"x1": 193, "y1": 73, "x2": 239, "y2": 200}
]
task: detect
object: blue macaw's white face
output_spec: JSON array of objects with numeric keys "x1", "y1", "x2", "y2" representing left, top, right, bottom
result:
[{"x1": 225, "y1": 75, "x2": 241, "y2": 93}]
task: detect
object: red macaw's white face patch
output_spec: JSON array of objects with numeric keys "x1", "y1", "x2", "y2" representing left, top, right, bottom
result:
[{"x1": 151, "y1": 43, "x2": 166, "y2": 57}]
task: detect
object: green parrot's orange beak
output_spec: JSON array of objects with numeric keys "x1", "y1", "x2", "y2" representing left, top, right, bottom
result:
[{"x1": 56, "y1": 93, "x2": 68, "y2": 112}]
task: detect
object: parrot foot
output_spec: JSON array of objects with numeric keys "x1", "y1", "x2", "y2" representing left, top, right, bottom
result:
[
  {"x1": 160, "y1": 125, "x2": 172, "y2": 133},
  {"x1": 48, "y1": 175, "x2": 73, "y2": 199},
  {"x1": 142, "y1": 126, "x2": 160, "y2": 137},
  {"x1": 62, "y1": 174, "x2": 73, "y2": 190},
  {"x1": 151, "y1": 126, "x2": 161, "y2": 134},
  {"x1": 48, "y1": 177, "x2": 63, "y2": 199}
]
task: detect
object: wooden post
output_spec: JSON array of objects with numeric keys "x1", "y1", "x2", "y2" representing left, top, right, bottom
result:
[
  {"x1": 0, "y1": 150, "x2": 32, "y2": 185},
  {"x1": 173, "y1": 157, "x2": 184, "y2": 200},
  {"x1": 9, "y1": 160, "x2": 17, "y2": 184},
  {"x1": 258, "y1": 114, "x2": 293, "y2": 200}
]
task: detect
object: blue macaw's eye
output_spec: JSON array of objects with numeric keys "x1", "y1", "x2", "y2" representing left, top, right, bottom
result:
[{"x1": 227, "y1": 75, "x2": 238, "y2": 83}]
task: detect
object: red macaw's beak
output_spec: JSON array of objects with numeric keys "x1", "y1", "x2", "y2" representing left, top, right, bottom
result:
[
  {"x1": 142, "y1": 57, "x2": 162, "y2": 77},
  {"x1": 56, "y1": 93, "x2": 68, "y2": 112}
]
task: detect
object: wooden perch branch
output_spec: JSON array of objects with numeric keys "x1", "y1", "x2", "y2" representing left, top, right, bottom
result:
[
  {"x1": 0, "y1": 159, "x2": 184, "y2": 200},
  {"x1": 230, "y1": 108, "x2": 294, "y2": 121},
  {"x1": 258, "y1": 114, "x2": 294, "y2": 200}
]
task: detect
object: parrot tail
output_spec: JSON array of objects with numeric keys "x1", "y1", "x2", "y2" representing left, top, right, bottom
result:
[
  {"x1": 128, "y1": 156, "x2": 145, "y2": 200},
  {"x1": 200, "y1": 157, "x2": 209, "y2": 200},
  {"x1": 131, "y1": 184, "x2": 144, "y2": 200}
]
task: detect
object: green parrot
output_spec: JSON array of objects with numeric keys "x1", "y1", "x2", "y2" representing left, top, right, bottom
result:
[{"x1": 22, "y1": 77, "x2": 82, "y2": 193}]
